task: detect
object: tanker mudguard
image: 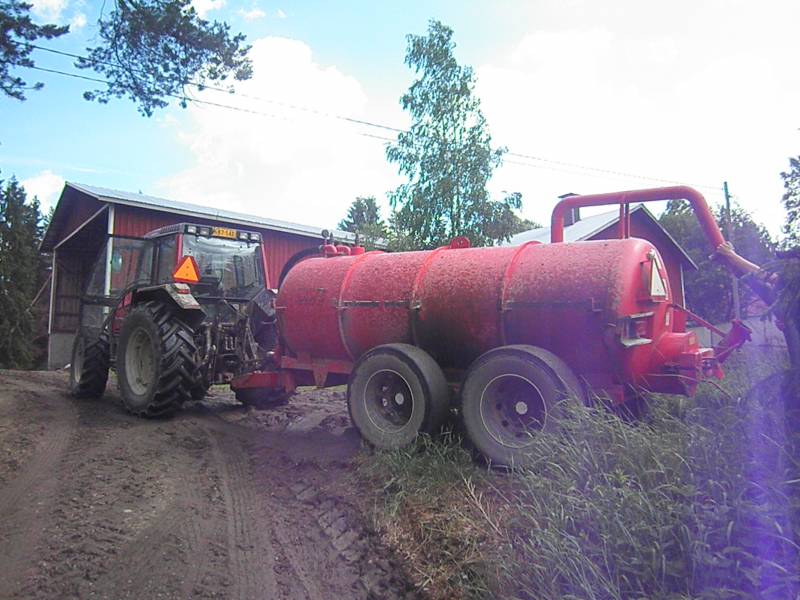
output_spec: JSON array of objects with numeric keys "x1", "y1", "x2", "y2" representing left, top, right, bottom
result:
[{"x1": 132, "y1": 283, "x2": 205, "y2": 328}]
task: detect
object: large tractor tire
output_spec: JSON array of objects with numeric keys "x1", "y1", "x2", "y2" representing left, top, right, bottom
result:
[
  {"x1": 69, "y1": 331, "x2": 110, "y2": 399},
  {"x1": 460, "y1": 345, "x2": 584, "y2": 467},
  {"x1": 347, "y1": 343, "x2": 450, "y2": 450},
  {"x1": 117, "y1": 301, "x2": 199, "y2": 417}
]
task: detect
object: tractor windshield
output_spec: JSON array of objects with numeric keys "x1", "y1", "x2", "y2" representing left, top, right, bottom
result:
[{"x1": 182, "y1": 235, "x2": 265, "y2": 299}]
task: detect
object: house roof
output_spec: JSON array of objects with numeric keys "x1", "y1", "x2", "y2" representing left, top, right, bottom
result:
[
  {"x1": 42, "y1": 182, "x2": 356, "y2": 251},
  {"x1": 506, "y1": 203, "x2": 698, "y2": 270}
]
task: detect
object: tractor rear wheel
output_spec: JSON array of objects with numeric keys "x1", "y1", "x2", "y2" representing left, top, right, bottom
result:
[
  {"x1": 347, "y1": 344, "x2": 450, "y2": 449},
  {"x1": 69, "y1": 331, "x2": 110, "y2": 399},
  {"x1": 460, "y1": 345, "x2": 584, "y2": 467},
  {"x1": 117, "y1": 301, "x2": 199, "y2": 417}
]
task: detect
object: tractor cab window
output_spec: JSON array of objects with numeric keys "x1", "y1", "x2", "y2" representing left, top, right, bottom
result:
[
  {"x1": 182, "y1": 235, "x2": 264, "y2": 298},
  {"x1": 155, "y1": 237, "x2": 177, "y2": 284}
]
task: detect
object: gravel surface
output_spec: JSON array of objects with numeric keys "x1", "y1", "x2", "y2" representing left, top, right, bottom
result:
[{"x1": 0, "y1": 370, "x2": 417, "y2": 599}]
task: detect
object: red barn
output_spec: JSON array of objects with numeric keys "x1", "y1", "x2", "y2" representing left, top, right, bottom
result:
[
  {"x1": 40, "y1": 182, "x2": 353, "y2": 369},
  {"x1": 507, "y1": 202, "x2": 697, "y2": 307}
]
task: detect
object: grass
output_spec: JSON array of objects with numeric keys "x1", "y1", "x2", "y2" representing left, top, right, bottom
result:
[{"x1": 356, "y1": 348, "x2": 800, "y2": 599}]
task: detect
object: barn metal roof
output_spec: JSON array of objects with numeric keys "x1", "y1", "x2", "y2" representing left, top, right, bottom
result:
[
  {"x1": 506, "y1": 204, "x2": 697, "y2": 269},
  {"x1": 42, "y1": 181, "x2": 356, "y2": 251}
]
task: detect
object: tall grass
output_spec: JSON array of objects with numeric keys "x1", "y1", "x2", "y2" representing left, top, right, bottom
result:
[{"x1": 358, "y1": 349, "x2": 800, "y2": 599}]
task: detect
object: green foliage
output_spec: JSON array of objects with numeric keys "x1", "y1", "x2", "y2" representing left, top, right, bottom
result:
[
  {"x1": 0, "y1": 174, "x2": 47, "y2": 368},
  {"x1": 780, "y1": 157, "x2": 800, "y2": 248},
  {"x1": 660, "y1": 199, "x2": 774, "y2": 323},
  {"x1": 0, "y1": 0, "x2": 68, "y2": 100},
  {"x1": 386, "y1": 20, "x2": 526, "y2": 249},
  {"x1": 337, "y1": 196, "x2": 386, "y2": 250},
  {"x1": 360, "y1": 351, "x2": 799, "y2": 599},
  {"x1": 0, "y1": 0, "x2": 252, "y2": 116},
  {"x1": 78, "y1": 0, "x2": 252, "y2": 116}
]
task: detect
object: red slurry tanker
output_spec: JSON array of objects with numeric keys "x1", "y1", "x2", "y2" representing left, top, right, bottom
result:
[
  {"x1": 70, "y1": 186, "x2": 749, "y2": 466},
  {"x1": 250, "y1": 186, "x2": 747, "y2": 465}
]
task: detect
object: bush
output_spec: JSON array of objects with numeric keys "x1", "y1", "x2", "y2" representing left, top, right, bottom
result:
[{"x1": 358, "y1": 350, "x2": 800, "y2": 599}]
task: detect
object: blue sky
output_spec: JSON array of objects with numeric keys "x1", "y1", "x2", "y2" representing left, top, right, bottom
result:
[{"x1": 3, "y1": 0, "x2": 800, "y2": 237}]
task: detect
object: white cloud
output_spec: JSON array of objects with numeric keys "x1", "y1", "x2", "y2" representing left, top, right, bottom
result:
[
  {"x1": 30, "y1": 0, "x2": 67, "y2": 21},
  {"x1": 275, "y1": 8, "x2": 287, "y2": 19},
  {"x1": 238, "y1": 7, "x2": 266, "y2": 21},
  {"x1": 191, "y1": 0, "x2": 225, "y2": 18},
  {"x1": 70, "y1": 12, "x2": 86, "y2": 29},
  {"x1": 21, "y1": 170, "x2": 64, "y2": 212},
  {"x1": 475, "y1": 15, "x2": 800, "y2": 237},
  {"x1": 157, "y1": 37, "x2": 401, "y2": 230}
]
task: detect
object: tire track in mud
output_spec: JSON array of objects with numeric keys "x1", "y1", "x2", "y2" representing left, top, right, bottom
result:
[
  {"x1": 208, "y1": 430, "x2": 280, "y2": 600},
  {"x1": 0, "y1": 387, "x2": 76, "y2": 599},
  {"x1": 0, "y1": 372, "x2": 420, "y2": 599}
]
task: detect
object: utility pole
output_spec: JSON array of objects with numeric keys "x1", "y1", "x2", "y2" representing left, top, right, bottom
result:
[{"x1": 723, "y1": 181, "x2": 741, "y2": 320}]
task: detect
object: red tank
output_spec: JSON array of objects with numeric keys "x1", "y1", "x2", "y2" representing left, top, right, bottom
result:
[{"x1": 276, "y1": 186, "x2": 729, "y2": 399}]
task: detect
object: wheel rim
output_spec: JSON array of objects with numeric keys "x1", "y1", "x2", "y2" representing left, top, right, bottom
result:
[
  {"x1": 363, "y1": 369, "x2": 414, "y2": 433},
  {"x1": 71, "y1": 337, "x2": 85, "y2": 385},
  {"x1": 479, "y1": 374, "x2": 547, "y2": 449},
  {"x1": 125, "y1": 328, "x2": 156, "y2": 397}
]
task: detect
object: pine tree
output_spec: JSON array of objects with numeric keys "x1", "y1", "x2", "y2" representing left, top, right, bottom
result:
[
  {"x1": 338, "y1": 196, "x2": 386, "y2": 249},
  {"x1": 0, "y1": 175, "x2": 46, "y2": 368}
]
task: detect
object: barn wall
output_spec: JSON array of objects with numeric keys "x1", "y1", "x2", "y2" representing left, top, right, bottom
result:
[
  {"x1": 114, "y1": 205, "x2": 320, "y2": 288},
  {"x1": 590, "y1": 214, "x2": 688, "y2": 306}
]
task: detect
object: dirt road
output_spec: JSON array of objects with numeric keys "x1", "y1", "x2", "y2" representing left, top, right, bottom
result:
[{"x1": 0, "y1": 370, "x2": 416, "y2": 599}]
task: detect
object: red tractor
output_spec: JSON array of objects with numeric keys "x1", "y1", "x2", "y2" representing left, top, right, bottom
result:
[
  {"x1": 69, "y1": 223, "x2": 278, "y2": 415},
  {"x1": 70, "y1": 187, "x2": 749, "y2": 466}
]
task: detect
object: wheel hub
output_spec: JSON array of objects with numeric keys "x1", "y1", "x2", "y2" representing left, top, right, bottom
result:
[
  {"x1": 364, "y1": 370, "x2": 414, "y2": 433},
  {"x1": 480, "y1": 374, "x2": 546, "y2": 448},
  {"x1": 126, "y1": 328, "x2": 156, "y2": 397}
]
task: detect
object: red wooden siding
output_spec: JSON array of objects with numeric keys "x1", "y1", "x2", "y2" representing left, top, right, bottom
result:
[{"x1": 114, "y1": 205, "x2": 319, "y2": 288}]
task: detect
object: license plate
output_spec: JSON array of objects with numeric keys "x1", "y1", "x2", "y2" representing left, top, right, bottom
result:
[{"x1": 212, "y1": 227, "x2": 237, "y2": 239}]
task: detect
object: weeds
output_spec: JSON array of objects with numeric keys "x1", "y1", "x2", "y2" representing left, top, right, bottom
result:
[{"x1": 357, "y1": 349, "x2": 800, "y2": 599}]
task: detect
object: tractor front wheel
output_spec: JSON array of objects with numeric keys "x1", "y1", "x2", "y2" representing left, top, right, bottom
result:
[
  {"x1": 117, "y1": 302, "x2": 199, "y2": 417},
  {"x1": 69, "y1": 331, "x2": 110, "y2": 399}
]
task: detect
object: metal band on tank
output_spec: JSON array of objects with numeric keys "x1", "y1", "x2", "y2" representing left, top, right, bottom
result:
[
  {"x1": 499, "y1": 241, "x2": 540, "y2": 346},
  {"x1": 409, "y1": 246, "x2": 447, "y2": 348},
  {"x1": 336, "y1": 251, "x2": 380, "y2": 360}
]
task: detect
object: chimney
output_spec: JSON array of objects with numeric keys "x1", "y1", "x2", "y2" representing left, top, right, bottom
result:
[{"x1": 559, "y1": 193, "x2": 581, "y2": 227}]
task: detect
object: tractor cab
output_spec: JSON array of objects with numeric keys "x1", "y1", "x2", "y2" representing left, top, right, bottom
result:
[{"x1": 144, "y1": 223, "x2": 267, "y2": 303}]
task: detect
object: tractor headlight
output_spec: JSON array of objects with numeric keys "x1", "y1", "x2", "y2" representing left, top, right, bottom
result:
[{"x1": 186, "y1": 225, "x2": 197, "y2": 234}]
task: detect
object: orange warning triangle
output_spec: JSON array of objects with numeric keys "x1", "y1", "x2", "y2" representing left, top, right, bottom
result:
[{"x1": 173, "y1": 256, "x2": 200, "y2": 283}]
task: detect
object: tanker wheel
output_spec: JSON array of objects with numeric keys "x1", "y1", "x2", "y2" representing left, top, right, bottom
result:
[
  {"x1": 347, "y1": 344, "x2": 450, "y2": 450},
  {"x1": 117, "y1": 301, "x2": 199, "y2": 417},
  {"x1": 69, "y1": 331, "x2": 110, "y2": 399},
  {"x1": 460, "y1": 345, "x2": 584, "y2": 467}
]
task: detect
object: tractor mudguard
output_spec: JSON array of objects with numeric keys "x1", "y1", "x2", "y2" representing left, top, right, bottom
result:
[{"x1": 132, "y1": 283, "x2": 206, "y2": 328}]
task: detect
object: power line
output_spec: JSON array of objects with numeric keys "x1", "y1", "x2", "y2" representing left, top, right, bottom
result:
[
  {"x1": 17, "y1": 41, "x2": 405, "y2": 133},
  {"x1": 507, "y1": 151, "x2": 720, "y2": 192},
  {"x1": 19, "y1": 45, "x2": 722, "y2": 192}
]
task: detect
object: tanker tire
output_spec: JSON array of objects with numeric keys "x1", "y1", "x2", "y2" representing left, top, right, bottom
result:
[
  {"x1": 117, "y1": 301, "x2": 199, "y2": 417},
  {"x1": 69, "y1": 331, "x2": 110, "y2": 399},
  {"x1": 347, "y1": 344, "x2": 450, "y2": 450},
  {"x1": 460, "y1": 345, "x2": 584, "y2": 468}
]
